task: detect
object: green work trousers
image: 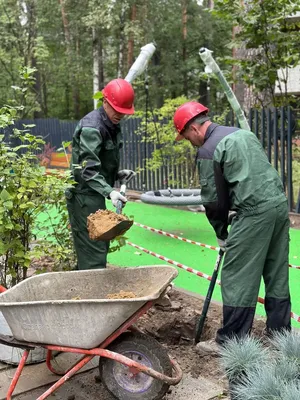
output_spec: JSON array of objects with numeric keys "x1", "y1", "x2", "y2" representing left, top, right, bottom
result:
[
  {"x1": 66, "y1": 190, "x2": 109, "y2": 270},
  {"x1": 216, "y1": 201, "x2": 291, "y2": 344}
]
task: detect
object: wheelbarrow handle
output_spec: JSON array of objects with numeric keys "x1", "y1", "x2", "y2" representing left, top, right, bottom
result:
[{"x1": 0, "y1": 285, "x2": 7, "y2": 293}]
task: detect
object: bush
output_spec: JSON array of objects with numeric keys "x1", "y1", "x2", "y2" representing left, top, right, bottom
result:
[
  {"x1": 219, "y1": 332, "x2": 300, "y2": 400},
  {"x1": 0, "y1": 70, "x2": 75, "y2": 288}
]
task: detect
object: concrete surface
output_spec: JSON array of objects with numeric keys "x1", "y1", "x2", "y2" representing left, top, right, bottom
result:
[
  {"x1": 165, "y1": 374, "x2": 224, "y2": 400},
  {"x1": 0, "y1": 353, "x2": 98, "y2": 399},
  {"x1": 0, "y1": 354, "x2": 225, "y2": 400}
]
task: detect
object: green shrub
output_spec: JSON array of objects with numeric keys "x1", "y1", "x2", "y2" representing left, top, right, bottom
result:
[
  {"x1": 0, "y1": 69, "x2": 75, "y2": 287},
  {"x1": 219, "y1": 332, "x2": 300, "y2": 400}
]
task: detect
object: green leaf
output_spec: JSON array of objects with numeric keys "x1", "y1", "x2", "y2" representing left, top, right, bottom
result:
[
  {"x1": 4, "y1": 201, "x2": 13, "y2": 210},
  {"x1": 0, "y1": 241, "x2": 7, "y2": 254},
  {"x1": 62, "y1": 141, "x2": 71, "y2": 148},
  {"x1": 93, "y1": 91, "x2": 103, "y2": 100},
  {"x1": 5, "y1": 223, "x2": 14, "y2": 230},
  {"x1": 0, "y1": 189, "x2": 12, "y2": 201},
  {"x1": 15, "y1": 251, "x2": 25, "y2": 257}
]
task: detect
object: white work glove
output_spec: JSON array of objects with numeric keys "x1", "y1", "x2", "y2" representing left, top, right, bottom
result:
[
  {"x1": 217, "y1": 238, "x2": 227, "y2": 252},
  {"x1": 109, "y1": 190, "x2": 127, "y2": 208},
  {"x1": 117, "y1": 169, "x2": 136, "y2": 185}
]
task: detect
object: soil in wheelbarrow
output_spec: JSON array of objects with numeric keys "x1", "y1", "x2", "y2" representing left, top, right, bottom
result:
[
  {"x1": 87, "y1": 209, "x2": 133, "y2": 240},
  {"x1": 107, "y1": 290, "x2": 137, "y2": 299}
]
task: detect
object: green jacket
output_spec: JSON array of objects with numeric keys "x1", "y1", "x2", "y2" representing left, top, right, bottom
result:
[
  {"x1": 197, "y1": 124, "x2": 287, "y2": 240},
  {"x1": 71, "y1": 107, "x2": 123, "y2": 197}
]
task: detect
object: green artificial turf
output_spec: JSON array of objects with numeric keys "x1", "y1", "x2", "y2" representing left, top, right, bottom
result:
[
  {"x1": 36, "y1": 200, "x2": 300, "y2": 327},
  {"x1": 106, "y1": 201, "x2": 300, "y2": 327}
]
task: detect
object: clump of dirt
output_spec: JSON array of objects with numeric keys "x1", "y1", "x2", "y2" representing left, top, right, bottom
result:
[
  {"x1": 137, "y1": 290, "x2": 220, "y2": 346},
  {"x1": 87, "y1": 209, "x2": 133, "y2": 240},
  {"x1": 107, "y1": 290, "x2": 137, "y2": 299}
]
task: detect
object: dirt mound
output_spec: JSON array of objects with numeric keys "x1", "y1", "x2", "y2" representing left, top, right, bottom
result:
[
  {"x1": 137, "y1": 289, "x2": 268, "y2": 384},
  {"x1": 138, "y1": 292, "x2": 220, "y2": 345}
]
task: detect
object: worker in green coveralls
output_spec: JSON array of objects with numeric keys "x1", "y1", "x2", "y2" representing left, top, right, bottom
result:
[
  {"x1": 173, "y1": 101, "x2": 291, "y2": 344},
  {"x1": 66, "y1": 79, "x2": 135, "y2": 270}
]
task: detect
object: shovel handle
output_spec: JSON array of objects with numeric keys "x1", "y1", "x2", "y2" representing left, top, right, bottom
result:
[
  {"x1": 195, "y1": 249, "x2": 224, "y2": 343},
  {"x1": 116, "y1": 185, "x2": 126, "y2": 215}
]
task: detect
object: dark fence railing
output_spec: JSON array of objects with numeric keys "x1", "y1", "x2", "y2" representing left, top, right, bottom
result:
[
  {"x1": 226, "y1": 107, "x2": 297, "y2": 212},
  {"x1": 2, "y1": 106, "x2": 298, "y2": 212}
]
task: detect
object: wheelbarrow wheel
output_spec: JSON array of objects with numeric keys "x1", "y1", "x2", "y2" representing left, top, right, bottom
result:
[{"x1": 99, "y1": 332, "x2": 172, "y2": 400}]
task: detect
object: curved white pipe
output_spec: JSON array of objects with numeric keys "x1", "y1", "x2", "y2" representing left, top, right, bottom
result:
[
  {"x1": 199, "y1": 47, "x2": 250, "y2": 131},
  {"x1": 125, "y1": 43, "x2": 156, "y2": 83}
]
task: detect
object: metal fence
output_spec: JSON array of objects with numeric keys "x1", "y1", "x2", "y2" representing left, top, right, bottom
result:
[
  {"x1": 226, "y1": 107, "x2": 297, "y2": 212},
  {"x1": 3, "y1": 106, "x2": 299, "y2": 212}
]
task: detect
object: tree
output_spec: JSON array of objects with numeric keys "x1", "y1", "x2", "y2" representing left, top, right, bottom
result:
[
  {"x1": 212, "y1": 0, "x2": 300, "y2": 108},
  {"x1": 0, "y1": 0, "x2": 233, "y2": 119}
]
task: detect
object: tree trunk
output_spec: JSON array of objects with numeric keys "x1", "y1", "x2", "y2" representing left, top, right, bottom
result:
[
  {"x1": 73, "y1": 37, "x2": 80, "y2": 119},
  {"x1": 117, "y1": 3, "x2": 126, "y2": 78},
  {"x1": 98, "y1": 36, "x2": 104, "y2": 90},
  {"x1": 58, "y1": 0, "x2": 80, "y2": 118},
  {"x1": 182, "y1": 0, "x2": 188, "y2": 96},
  {"x1": 24, "y1": 1, "x2": 43, "y2": 117},
  {"x1": 198, "y1": 79, "x2": 209, "y2": 106},
  {"x1": 92, "y1": 29, "x2": 104, "y2": 109},
  {"x1": 92, "y1": 28, "x2": 99, "y2": 109},
  {"x1": 127, "y1": 3, "x2": 136, "y2": 69},
  {"x1": 42, "y1": 73, "x2": 48, "y2": 117},
  {"x1": 32, "y1": 57, "x2": 43, "y2": 118},
  {"x1": 207, "y1": 0, "x2": 214, "y2": 9},
  {"x1": 153, "y1": 51, "x2": 164, "y2": 108}
]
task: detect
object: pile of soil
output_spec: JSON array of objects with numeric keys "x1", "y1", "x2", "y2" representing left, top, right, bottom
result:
[
  {"x1": 87, "y1": 209, "x2": 133, "y2": 240},
  {"x1": 137, "y1": 289, "x2": 266, "y2": 388},
  {"x1": 107, "y1": 290, "x2": 137, "y2": 299}
]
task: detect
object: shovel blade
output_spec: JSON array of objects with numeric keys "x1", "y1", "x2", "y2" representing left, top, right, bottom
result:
[{"x1": 96, "y1": 220, "x2": 133, "y2": 241}]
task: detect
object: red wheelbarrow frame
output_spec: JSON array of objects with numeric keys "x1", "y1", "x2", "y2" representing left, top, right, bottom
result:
[{"x1": 0, "y1": 285, "x2": 182, "y2": 400}]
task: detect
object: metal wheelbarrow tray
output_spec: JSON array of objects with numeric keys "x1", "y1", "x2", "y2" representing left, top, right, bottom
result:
[
  {"x1": 0, "y1": 266, "x2": 182, "y2": 400},
  {"x1": 0, "y1": 266, "x2": 177, "y2": 349}
]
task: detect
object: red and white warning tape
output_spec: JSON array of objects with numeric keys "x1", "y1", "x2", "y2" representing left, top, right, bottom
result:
[
  {"x1": 127, "y1": 241, "x2": 218, "y2": 283},
  {"x1": 134, "y1": 222, "x2": 300, "y2": 270},
  {"x1": 134, "y1": 222, "x2": 219, "y2": 251},
  {"x1": 127, "y1": 241, "x2": 300, "y2": 323}
]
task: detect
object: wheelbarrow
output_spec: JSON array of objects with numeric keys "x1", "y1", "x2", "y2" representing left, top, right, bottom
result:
[{"x1": 0, "y1": 266, "x2": 182, "y2": 400}]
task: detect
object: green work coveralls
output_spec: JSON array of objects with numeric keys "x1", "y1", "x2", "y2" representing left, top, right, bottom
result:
[
  {"x1": 66, "y1": 106, "x2": 122, "y2": 269},
  {"x1": 197, "y1": 123, "x2": 291, "y2": 343}
]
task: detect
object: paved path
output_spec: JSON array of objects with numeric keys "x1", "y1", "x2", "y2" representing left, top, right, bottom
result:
[{"x1": 0, "y1": 354, "x2": 224, "y2": 400}]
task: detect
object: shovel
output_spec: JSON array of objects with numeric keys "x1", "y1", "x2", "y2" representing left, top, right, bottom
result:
[
  {"x1": 194, "y1": 211, "x2": 237, "y2": 343},
  {"x1": 194, "y1": 249, "x2": 224, "y2": 343},
  {"x1": 94, "y1": 171, "x2": 136, "y2": 241}
]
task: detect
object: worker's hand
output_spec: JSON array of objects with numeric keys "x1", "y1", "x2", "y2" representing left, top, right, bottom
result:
[
  {"x1": 117, "y1": 169, "x2": 136, "y2": 185},
  {"x1": 217, "y1": 238, "x2": 226, "y2": 252},
  {"x1": 228, "y1": 211, "x2": 237, "y2": 225},
  {"x1": 109, "y1": 190, "x2": 127, "y2": 208}
]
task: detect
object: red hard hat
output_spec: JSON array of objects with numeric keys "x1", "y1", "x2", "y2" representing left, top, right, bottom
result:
[
  {"x1": 102, "y1": 79, "x2": 135, "y2": 115},
  {"x1": 173, "y1": 101, "x2": 209, "y2": 141}
]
